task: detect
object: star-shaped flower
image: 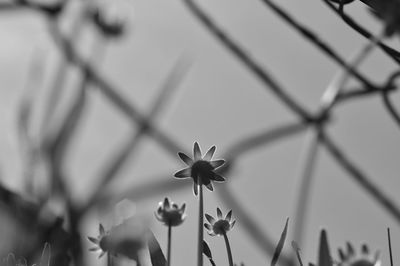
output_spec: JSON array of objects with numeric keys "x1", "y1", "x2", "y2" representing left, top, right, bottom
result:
[
  {"x1": 88, "y1": 224, "x2": 108, "y2": 258},
  {"x1": 337, "y1": 243, "x2": 381, "y2": 266},
  {"x1": 204, "y1": 208, "x2": 236, "y2": 236},
  {"x1": 174, "y1": 142, "x2": 225, "y2": 195},
  {"x1": 155, "y1": 197, "x2": 186, "y2": 227},
  {"x1": 88, "y1": 219, "x2": 146, "y2": 261}
]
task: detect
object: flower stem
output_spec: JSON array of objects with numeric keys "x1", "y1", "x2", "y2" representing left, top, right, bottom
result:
[
  {"x1": 107, "y1": 253, "x2": 113, "y2": 266},
  {"x1": 197, "y1": 176, "x2": 204, "y2": 266},
  {"x1": 223, "y1": 231, "x2": 234, "y2": 266},
  {"x1": 167, "y1": 223, "x2": 172, "y2": 266}
]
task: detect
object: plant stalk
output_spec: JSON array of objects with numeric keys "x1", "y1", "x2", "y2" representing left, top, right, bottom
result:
[
  {"x1": 197, "y1": 176, "x2": 204, "y2": 266},
  {"x1": 107, "y1": 253, "x2": 113, "y2": 266},
  {"x1": 167, "y1": 222, "x2": 172, "y2": 266},
  {"x1": 223, "y1": 231, "x2": 234, "y2": 266}
]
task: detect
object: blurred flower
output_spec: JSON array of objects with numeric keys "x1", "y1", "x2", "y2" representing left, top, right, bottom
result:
[
  {"x1": 337, "y1": 243, "x2": 381, "y2": 266},
  {"x1": 88, "y1": 218, "x2": 146, "y2": 262},
  {"x1": 204, "y1": 208, "x2": 235, "y2": 236},
  {"x1": 155, "y1": 197, "x2": 186, "y2": 227},
  {"x1": 367, "y1": 0, "x2": 400, "y2": 36},
  {"x1": 88, "y1": 224, "x2": 108, "y2": 258},
  {"x1": 89, "y1": 0, "x2": 134, "y2": 39},
  {"x1": 174, "y1": 142, "x2": 225, "y2": 195},
  {"x1": 2, "y1": 243, "x2": 51, "y2": 266}
]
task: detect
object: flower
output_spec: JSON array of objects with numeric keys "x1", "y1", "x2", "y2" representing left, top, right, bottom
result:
[
  {"x1": 3, "y1": 243, "x2": 51, "y2": 266},
  {"x1": 88, "y1": 224, "x2": 108, "y2": 258},
  {"x1": 155, "y1": 197, "x2": 186, "y2": 226},
  {"x1": 174, "y1": 142, "x2": 225, "y2": 195},
  {"x1": 367, "y1": 0, "x2": 400, "y2": 36},
  {"x1": 204, "y1": 208, "x2": 236, "y2": 236},
  {"x1": 88, "y1": 218, "x2": 146, "y2": 261},
  {"x1": 337, "y1": 243, "x2": 381, "y2": 266}
]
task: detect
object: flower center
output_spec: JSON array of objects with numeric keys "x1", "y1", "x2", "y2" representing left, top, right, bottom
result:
[
  {"x1": 191, "y1": 160, "x2": 214, "y2": 182},
  {"x1": 212, "y1": 220, "x2": 230, "y2": 235},
  {"x1": 350, "y1": 259, "x2": 376, "y2": 266}
]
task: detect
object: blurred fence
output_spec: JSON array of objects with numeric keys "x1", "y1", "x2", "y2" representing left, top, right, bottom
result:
[{"x1": 1, "y1": 0, "x2": 400, "y2": 265}]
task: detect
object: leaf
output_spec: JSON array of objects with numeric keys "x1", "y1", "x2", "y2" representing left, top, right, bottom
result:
[
  {"x1": 203, "y1": 240, "x2": 213, "y2": 259},
  {"x1": 271, "y1": 218, "x2": 289, "y2": 266},
  {"x1": 39, "y1": 243, "x2": 51, "y2": 266},
  {"x1": 147, "y1": 229, "x2": 166, "y2": 266},
  {"x1": 318, "y1": 230, "x2": 332, "y2": 266}
]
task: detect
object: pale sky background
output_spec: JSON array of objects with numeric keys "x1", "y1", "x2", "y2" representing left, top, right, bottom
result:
[{"x1": 0, "y1": 0, "x2": 399, "y2": 266}]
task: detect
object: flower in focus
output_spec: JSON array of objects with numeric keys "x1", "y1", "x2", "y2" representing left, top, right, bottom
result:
[
  {"x1": 155, "y1": 197, "x2": 186, "y2": 227},
  {"x1": 337, "y1": 243, "x2": 381, "y2": 266},
  {"x1": 88, "y1": 218, "x2": 146, "y2": 262},
  {"x1": 204, "y1": 208, "x2": 235, "y2": 236},
  {"x1": 174, "y1": 142, "x2": 225, "y2": 195}
]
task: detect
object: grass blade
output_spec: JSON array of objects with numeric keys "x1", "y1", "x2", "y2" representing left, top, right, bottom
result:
[
  {"x1": 318, "y1": 230, "x2": 332, "y2": 266},
  {"x1": 271, "y1": 218, "x2": 289, "y2": 266},
  {"x1": 147, "y1": 229, "x2": 167, "y2": 266}
]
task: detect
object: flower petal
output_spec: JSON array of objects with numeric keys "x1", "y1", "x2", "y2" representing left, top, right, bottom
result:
[
  {"x1": 193, "y1": 142, "x2": 202, "y2": 161},
  {"x1": 338, "y1": 248, "x2": 346, "y2": 261},
  {"x1": 163, "y1": 197, "x2": 170, "y2": 209},
  {"x1": 174, "y1": 168, "x2": 191, "y2": 178},
  {"x1": 178, "y1": 152, "x2": 193, "y2": 165},
  {"x1": 210, "y1": 160, "x2": 225, "y2": 169},
  {"x1": 216, "y1": 208, "x2": 223, "y2": 219},
  {"x1": 361, "y1": 244, "x2": 369, "y2": 254},
  {"x1": 212, "y1": 173, "x2": 225, "y2": 182},
  {"x1": 205, "y1": 214, "x2": 215, "y2": 224},
  {"x1": 203, "y1": 146, "x2": 216, "y2": 161},
  {"x1": 230, "y1": 220, "x2": 236, "y2": 229},
  {"x1": 99, "y1": 224, "x2": 105, "y2": 236},
  {"x1": 373, "y1": 251, "x2": 380, "y2": 264},
  {"x1": 346, "y1": 242, "x2": 354, "y2": 255},
  {"x1": 180, "y1": 203, "x2": 186, "y2": 213},
  {"x1": 88, "y1": 236, "x2": 99, "y2": 244},
  {"x1": 193, "y1": 182, "x2": 198, "y2": 196},
  {"x1": 225, "y1": 210, "x2": 232, "y2": 222},
  {"x1": 207, "y1": 231, "x2": 216, "y2": 237},
  {"x1": 154, "y1": 212, "x2": 162, "y2": 221},
  {"x1": 204, "y1": 223, "x2": 212, "y2": 231},
  {"x1": 205, "y1": 183, "x2": 213, "y2": 191}
]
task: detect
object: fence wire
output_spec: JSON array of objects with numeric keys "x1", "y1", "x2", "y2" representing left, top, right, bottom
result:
[{"x1": 1, "y1": 0, "x2": 400, "y2": 266}]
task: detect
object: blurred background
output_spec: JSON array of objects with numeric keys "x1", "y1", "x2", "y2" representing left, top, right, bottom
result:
[{"x1": 0, "y1": 0, "x2": 399, "y2": 265}]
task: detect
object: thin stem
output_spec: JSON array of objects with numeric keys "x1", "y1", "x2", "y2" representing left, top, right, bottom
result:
[
  {"x1": 223, "y1": 232, "x2": 234, "y2": 266},
  {"x1": 107, "y1": 253, "x2": 113, "y2": 266},
  {"x1": 217, "y1": 185, "x2": 292, "y2": 266},
  {"x1": 292, "y1": 128, "x2": 321, "y2": 249},
  {"x1": 167, "y1": 223, "x2": 172, "y2": 266},
  {"x1": 387, "y1": 228, "x2": 394, "y2": 266},
  {"x1": 197, "y1": 177, "x2": 204, "y2": 266}
]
